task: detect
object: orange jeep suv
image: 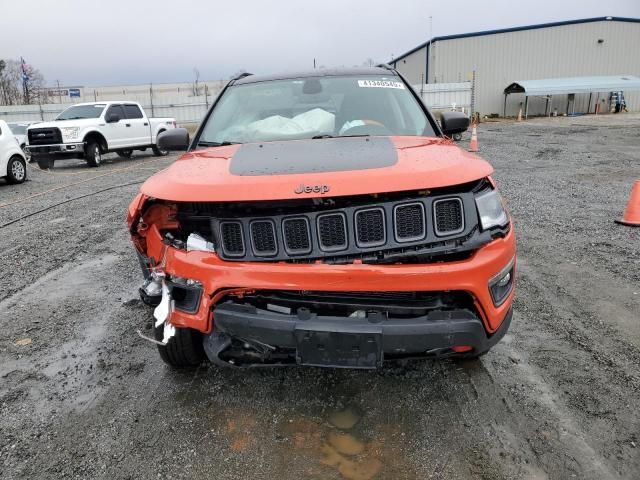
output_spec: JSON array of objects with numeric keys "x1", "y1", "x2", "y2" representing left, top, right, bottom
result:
[{"x1": 127, "y1": 66, "x2": 515, "y2": 369}]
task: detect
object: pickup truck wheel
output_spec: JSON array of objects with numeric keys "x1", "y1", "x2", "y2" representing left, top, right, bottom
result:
[
  {"x1": 117, "y1": 150, "x2": 133, "y2": 159},
  {"x1": 85, "y1": 142, "x2": 102, "y2": 167},
  {"x1": 152, "y1": 138, "x2": 169, "y2": 157},
  {"x1": 6, "y1": 156, "x2": 27, "y2": 184},
  {"x1": 36, "y1": 157, "x2": 55, "y2": 170},
  {"x1": 154, "y1": 324, "x2": 205, "y2": 368}
]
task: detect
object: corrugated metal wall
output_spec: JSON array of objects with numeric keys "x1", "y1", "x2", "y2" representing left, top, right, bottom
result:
[{"x1": 394, "y1": 19, "x2": 640, "y2": 116}]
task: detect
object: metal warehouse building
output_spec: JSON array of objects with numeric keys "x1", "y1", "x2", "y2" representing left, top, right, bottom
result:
[{"x1": 391, "y1": 16, "x2": 640, "y2": 116}]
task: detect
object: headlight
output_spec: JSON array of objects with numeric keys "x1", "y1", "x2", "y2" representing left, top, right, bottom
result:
[
  {"x1": 475, "y1": 189, "x2": 508, "y2": 230},
  {"x1": 60, "y1": 127, "x2": 81, "y2": 142}
]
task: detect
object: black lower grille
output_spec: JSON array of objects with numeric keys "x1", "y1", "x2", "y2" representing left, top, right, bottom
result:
[
  {"x1": 28, "y1": 127, "x2": 62, "y2": 145},
  {"x1": 283, "y1": 218, "x2": 311, "y2": 254},
  {"x1": 395, "y1": 203, "x2": 425, "y2": 241},
  {"x1": 220, "y1": 222, "x2": 244, "y2": 256},
  {"x1": 250, "y1": 220, "x2": 277, "y2": 256},
  {"x1": 236, "y1": 290, "x2": 477, "y2": 319},
  {"x1": 434, "y1": 198, "x2": 464, "y2": 235},
  {"x1": 318, "y1": 213, "x2": 347, "y2": 251}
]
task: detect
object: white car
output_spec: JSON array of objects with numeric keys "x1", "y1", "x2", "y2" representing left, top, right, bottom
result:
[
  {"x1": 26, "y1": 101, "x2": 177, "y2": 169},
  {"x1": 0, "y1": 120, "x2": 28, "y2": 184}
]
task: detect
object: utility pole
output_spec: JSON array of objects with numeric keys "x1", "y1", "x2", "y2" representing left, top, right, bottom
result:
[
  {"x1": 313, "y1": 58, "x2": 316, "y2": 69},
  {"x1": 428, "y1": 16, "x2": 434, "y2": 84},
  {"x1": 56, "y1": 80, "x2": 62, "y2": 104}
]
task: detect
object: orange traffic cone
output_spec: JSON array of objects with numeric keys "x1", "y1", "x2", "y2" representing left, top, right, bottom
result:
[
  {"x1": 616, "y1": 180, "x2": 640, "y2": 227},
  {"x1": 469, "y1": 124, "x2": 478, "y2": 152}
]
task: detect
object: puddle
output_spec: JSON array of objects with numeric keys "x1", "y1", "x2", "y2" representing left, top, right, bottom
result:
[
  {"x1": 275, "y1": 405, "x2": 413, "y2": 479},
  {"x1": 328, "y1": 407, "x2": 361, "y2": 430}
]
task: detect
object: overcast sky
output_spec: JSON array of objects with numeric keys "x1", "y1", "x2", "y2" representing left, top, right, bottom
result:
[{"x1": 1, "y1": 0, "x2": 638, "y2": 87}]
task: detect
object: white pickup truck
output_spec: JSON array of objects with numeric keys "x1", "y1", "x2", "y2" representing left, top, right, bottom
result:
[{"x1": 26, "y1": 101, "x2": 177, "y2": 168}]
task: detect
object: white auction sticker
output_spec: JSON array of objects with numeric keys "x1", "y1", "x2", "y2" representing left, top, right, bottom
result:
[{"x1": 357, "y1": 79, "x2": 405, "y2": 89}]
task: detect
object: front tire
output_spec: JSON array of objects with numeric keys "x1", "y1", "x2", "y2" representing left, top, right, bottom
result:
[
  {"x1": 85, "y1": 142, "x2": 102, "y2": 167},
  {"x1": 152, "y1": 132, "x2": 169, "y2": 156},
  {"x1": 154, "y1": 324, "x2": 205, "y2": 368},
  {"x1": 6, "y1": 156, "x2": 27, "y2": 184},
  {"x1": 36, "y1": 157, "x2": 55, "y2": 170}
]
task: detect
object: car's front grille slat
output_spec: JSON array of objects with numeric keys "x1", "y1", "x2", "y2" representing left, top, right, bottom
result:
[
  {"x1": 220, "y1": 221, "x2": 245, "y2": 256},
  {"x1": 434, "y1": 198, "x2": 464, "y2": 236},
  {"x1": 355, "y1": 208, "x2": 385, "y2": 247},
  {"x1": 317, "y1": 213, "x2": 348, "y2": 252},
  {"x1": 250, "y1": 220, "x2": 277, "y2": 256},
  {"x1": 282, "y1": 217, "x2": 312, "y2": 255},
  {"x1": 394, "y1": 203, "x2": 426, "y2": 242}
]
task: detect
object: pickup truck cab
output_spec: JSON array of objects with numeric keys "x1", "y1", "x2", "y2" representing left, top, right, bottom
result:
[
  {"x1": 0, "y1": 120, "x2": 28, "y2": 184},
  {"x1": 26, "y1": 101, "x2": 176, "y2": 168}
]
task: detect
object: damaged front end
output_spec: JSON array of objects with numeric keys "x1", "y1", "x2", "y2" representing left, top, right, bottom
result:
[{"x1": 127, "y1": 180, "x2": 515, "y2": 368}]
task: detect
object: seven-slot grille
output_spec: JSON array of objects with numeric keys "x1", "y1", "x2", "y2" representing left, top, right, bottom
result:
[
  {"x1": 434, "y1": 198, "x2": 464, "y2": 235},
  {"x1": 27, "y1": 127, "x2": 62, "y2": 145},
  {"x1": 214, "y1": 194, "x2": 471, "y2": 261}
]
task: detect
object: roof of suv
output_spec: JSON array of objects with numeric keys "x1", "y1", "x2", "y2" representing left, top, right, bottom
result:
[{"x1": 233, "y1": 66, "x2": 398, "y2": 85}]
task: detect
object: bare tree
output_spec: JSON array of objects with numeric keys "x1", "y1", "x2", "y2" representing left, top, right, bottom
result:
[{"x1": 0, "y1": 59, "x2": 47, "y2": 105}]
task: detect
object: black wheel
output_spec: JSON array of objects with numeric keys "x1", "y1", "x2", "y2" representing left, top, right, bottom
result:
[
  {"x1": 117, "y1": 149, "x2": 133, "y2": 159},
  {"x1": 6, "y1": 156, "x2": 27, "y2": 184},
  {"x1": 85, "y1": 142, "x2": 102, "y2": 167},
  {"x1": 152, "y1": 132, "x2": 169, "y2": 156},
  {"x1": 36, "y1": 157, "x2": 54, "y2": 170},
  {"x1": 154, "y1": 324, "x2": 205, "y2": 368}
]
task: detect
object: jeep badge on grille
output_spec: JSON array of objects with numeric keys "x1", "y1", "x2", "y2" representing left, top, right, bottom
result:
[{"x1": 294, "y1": 184, "x2": 330, "y2": 194}]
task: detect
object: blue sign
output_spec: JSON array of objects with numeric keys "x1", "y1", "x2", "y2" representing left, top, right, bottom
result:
[{"x1": 69, "y1": 88, "x2": 81, "y2": 98}]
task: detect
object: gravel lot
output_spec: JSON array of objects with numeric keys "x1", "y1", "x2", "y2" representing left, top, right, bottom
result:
[{"x1": 1, "y1": 115, "x2": 639, "y2": 479}]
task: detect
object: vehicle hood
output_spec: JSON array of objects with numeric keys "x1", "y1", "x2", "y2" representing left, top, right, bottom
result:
[
  {"x1": 141, "y1": 136, "x2": 494, "y2": 202},
  {"x1": 14, "y1": 134, "x2": 26, "y2": 145},
  {"x1": 27, "y1": 118, "x2": 100, "y2": 130}
]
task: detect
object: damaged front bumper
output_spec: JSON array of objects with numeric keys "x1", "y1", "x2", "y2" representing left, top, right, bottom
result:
[{"x1": 204, "y1": 302, "x2": 513, "y2": 368}]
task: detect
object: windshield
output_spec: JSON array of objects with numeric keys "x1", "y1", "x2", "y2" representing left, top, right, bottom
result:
[
  {"x1": 57, "y1": 104, "x2": 105, "y2": 120},
  {"x1": 8, "y1": 123, "x2": 29, "y2": 134},
  {"x1": 198, "y1": 75, "x2": 435, "y2": 145}
]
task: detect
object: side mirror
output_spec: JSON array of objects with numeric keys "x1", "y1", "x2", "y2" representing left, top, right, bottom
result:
[
  {"x1": 106, "y1": 113, "x2": 120, "y2": 123},
  {"x1": 440, "y1": 111, "x2": 470, "y2": 138},
  {"x1": 157, "y1": 128, "x2": 190, "y2": 151}
]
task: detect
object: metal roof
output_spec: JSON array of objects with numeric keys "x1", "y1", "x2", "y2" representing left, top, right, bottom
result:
[
  {"x1": 391, "y1": 16, "x2": 640, "y2": 64},
  {"x1": 504, "y1": 75, "x2": 640, "y2": 96}
]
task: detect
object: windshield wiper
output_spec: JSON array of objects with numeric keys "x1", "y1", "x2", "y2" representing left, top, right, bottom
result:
[
  {"x1": 311, "y1": 134, "x2": 371, "y2": 139},
  {"x1": 197, "y1": 141, "x2": 242, "y2": 147}
]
